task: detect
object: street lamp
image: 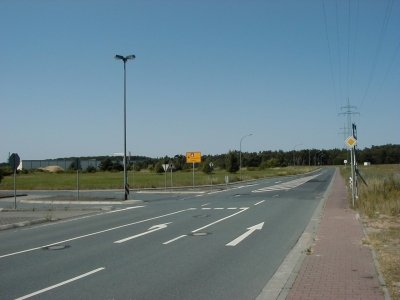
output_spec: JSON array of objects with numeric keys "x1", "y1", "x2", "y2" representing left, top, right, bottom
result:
[
  {"x1": 239, "y1": 133, "x2": 253, "y2": 181},
  {"x1": 115, "y1": 54, "x2": 135, "y2": 200}
]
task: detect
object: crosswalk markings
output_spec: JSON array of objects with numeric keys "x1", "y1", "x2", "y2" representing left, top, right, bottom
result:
[{"x1": 252, "y1": 174, "x2": 319, "y2": 193}]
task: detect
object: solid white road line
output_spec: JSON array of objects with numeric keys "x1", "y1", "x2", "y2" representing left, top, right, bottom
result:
[
  {"x1": 105, "y1": 206, "x2": 143, "y2": 214},
  {"x1": 0, "y1": 208, "x2": 195, "y2": 259},
  {"x1": 191, "y1": 207, "x2": 249, "y2": 233},
  {"x1": 254, "y1": 200, "x2": 266, "y2": 206},
  {"x1": 163, "y1": 235, "x2": 188, "y2": 245},
  {"x1": 15, "y1": 267, "x2": 105, "y2": 300}
]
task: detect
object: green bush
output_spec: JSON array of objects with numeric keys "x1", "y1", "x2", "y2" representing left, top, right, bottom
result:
[
  {"x1": 86, "y1": 165, "x2": 97, "y2": 173},
  {"x1": 225, "y1": 151, "x2": 239, "y2": 173}
]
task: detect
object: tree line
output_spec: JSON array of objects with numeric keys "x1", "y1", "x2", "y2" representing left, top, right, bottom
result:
[
  {"x1": 0, "y1": 144, "x2": 398, "y2": 183},
  {"x1": 98, "y1": 144, "x2": 399, "y2": 174}
]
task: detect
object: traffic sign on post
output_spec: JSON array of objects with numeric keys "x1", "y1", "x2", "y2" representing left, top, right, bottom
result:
[
  {"x1": 186, "y1": 152, "x2": 201, "y2": 163},
  {"x1": 9, "y1": 153, "x2": 20, "y2": 171},
  {"x1": 9, "y1": 153, "x2": 20, "y2": 209},
  {"x1": 345, "y1": 136, "x2": 357, "y2": 148}
]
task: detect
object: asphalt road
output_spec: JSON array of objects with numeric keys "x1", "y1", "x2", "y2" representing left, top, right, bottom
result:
[{"x1": 0, "y1": 168, "x2": 335, "y2": 300}]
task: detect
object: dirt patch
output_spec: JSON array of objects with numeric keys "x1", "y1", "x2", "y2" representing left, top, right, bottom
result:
[
  {"x1": 363, "y1": 214, "x2": 400, "y2": 300},
  {"x1": 38, "y1": 166, "x2": 64, "y2": 173}
]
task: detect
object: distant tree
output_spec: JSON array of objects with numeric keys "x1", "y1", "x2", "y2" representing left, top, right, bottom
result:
[
  {"x1": 225, "y1": 151, "x2": 239, "y2": 173},
  {"x1": 245, "y1": 152, "x2": 262, "y2": 167},
  {"x1": 202, "y1": 158, "x2": 214, "y2": 174},
  {"x1": 112, "y1": 161, "x2": 123, "y2": 171},
  {"x1": 99, "y1": 158, "x2": 113, "y2": 171},
  {"x1": 0, "y1": 168, "x2": 3, "y2": 184},
  {"x1": 86, "y1": 165, "x2": 97, "y2": 173},
  {"x1": 172, "y1": 154, "x2": 187, "y2": 171},
  {"x1": 69, "y1": 159, "x2": 82, "y2": 171},
  {"x1": 259, "y1": 158, "x2": 279, "y2": 169},
  {"x1": 155, "y1": 161, "x2": 165, "y2": 174}
]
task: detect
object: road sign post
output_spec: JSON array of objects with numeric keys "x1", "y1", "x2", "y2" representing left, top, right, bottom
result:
[
  {"x1": 345, "y1": 136, "x2": 357, "y2": 207},
  {"x1": 162, "y1": 164, "x2": 169, "y2": 190},
  {"x1": 186, "y1": 152, "x2": 201, "y2": 189},
  {"x1": 169, "y1": 163, "x2": 174, "y2": 188},
  {"x1": 209, "y1": 162, "x2": 214, "y2": 189},
  {"x1": 9, "y1": 153, "x2": 20, "y2": 209}
]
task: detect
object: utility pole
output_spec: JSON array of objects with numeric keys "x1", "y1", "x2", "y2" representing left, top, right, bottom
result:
[
  {"x1": 345, "y1": 123, "x2": 358, "y2": 207},
  {"x1": 339, "y1": 99, "x2": 359, "y2": 187},
  {"x1": 338, "y1": 98, "x2": 359, "y2": 139},
  {"x1": 352, "y1": 123, "x2": 359, "y2": 201}
]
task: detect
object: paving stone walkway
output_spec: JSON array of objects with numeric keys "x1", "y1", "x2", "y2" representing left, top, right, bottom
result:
[{"x1": 286, "y1": 171, "x2": 385, "y2": 300}]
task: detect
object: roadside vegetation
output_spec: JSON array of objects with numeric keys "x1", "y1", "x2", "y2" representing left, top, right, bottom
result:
[
  {"x1": 0, "y1": 166, "x2": 317, "y2": 190},
  {"x1": 341, "y1": 164, "x2": 400, "y2": 299}
]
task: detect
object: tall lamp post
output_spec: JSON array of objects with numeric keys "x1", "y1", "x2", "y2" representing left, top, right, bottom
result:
[
  {"x1": 239, "y1": 133, "x2": 253, "y2": 181},
  {"x1": 115, "y1": 54, "x2": 135, "y2": 200}
]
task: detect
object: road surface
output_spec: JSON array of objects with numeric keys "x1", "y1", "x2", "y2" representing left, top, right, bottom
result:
[{"x1": 0, "y1": 168, "x2": 335, "y2": 300}]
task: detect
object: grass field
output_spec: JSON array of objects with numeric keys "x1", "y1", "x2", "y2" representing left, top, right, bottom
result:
[
  {"x1": 0, "y1": 166, "x2": 317, "y2": 190},
  {"x1": 341, "y1": 164, "x2": 400, "y2": 217},
  {"x1": 341, "y1": 164, "x2": 400, "y2": 299}
]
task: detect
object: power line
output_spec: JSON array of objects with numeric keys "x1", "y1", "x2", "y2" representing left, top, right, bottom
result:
[
  {"x1": 321, "y1": 0, "x2": 338, "y2": 108},
  {"x1": 349, "y1": 0, "x2": 360, "y2": 100},
  {"x1": 346, "y1": 0, "x2": 351, "y2": 98},
  {"x1": 335, "y1": 0, "x2": 343, "y2": 101},
  {"x1": 360, "y1": 0, "x2": 395, "y2": 110},
  {"x1": 371, "y1": 36, "x2": 400, "y2": 104}
]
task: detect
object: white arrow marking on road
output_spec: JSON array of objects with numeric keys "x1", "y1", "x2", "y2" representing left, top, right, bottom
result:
[
  {"x1": 226, "y1": 222, "x2": 264, "y2": 247},
  {"x1": 114, "y1": 222, "x2": 172, "y2": 244}
]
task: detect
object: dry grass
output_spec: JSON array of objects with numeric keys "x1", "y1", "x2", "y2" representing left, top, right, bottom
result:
[
  {"x1": 341, "y1": 164, "x2": 400, "y2": 217},
  {"x1": 341, "y1": 164, "x2": 400, "y2": 299},
  {"x1": 364, "y1": 216, "x2": 400, "y2": 300}
]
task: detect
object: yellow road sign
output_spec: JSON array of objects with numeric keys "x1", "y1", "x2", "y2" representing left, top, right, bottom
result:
[
  {"x1": 345, "y1": 136, "x2": 357, "y2": 148},
  {"x1": 186, "y1": 152, "x2": 201, "y2": 163}
]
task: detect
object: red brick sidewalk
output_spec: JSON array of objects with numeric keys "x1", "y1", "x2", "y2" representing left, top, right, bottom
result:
[{"x1": 286, "y1": 171, "x2": 385, "y2": 300}]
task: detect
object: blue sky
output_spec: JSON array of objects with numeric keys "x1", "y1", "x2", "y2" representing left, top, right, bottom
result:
[{"x1": 1, "y1": 0, "x2": 399, "y2": 161}]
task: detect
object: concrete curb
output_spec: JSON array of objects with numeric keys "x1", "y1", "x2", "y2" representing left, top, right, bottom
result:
[
  {"x1": 256, "y1": 168, "x2": 336, "y2": 300},
  {"x1": 0, "y1": 217, "x2": 52, "y2": 231},
  {"x1": 19, "y1": 199, "x2": 143, "y2": 205},
  {"x1": 0, "y1": 209, "x2": 113, "y2": 231}
]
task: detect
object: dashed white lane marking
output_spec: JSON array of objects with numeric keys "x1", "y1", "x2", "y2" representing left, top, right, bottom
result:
[{"x1": 254, "y1": 200, "x2": 266, "y2": 206}]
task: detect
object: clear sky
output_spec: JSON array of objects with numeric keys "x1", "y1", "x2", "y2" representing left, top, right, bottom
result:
[{"x1": 1, "y1": 0, "x2": 399, "y2": 161}]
